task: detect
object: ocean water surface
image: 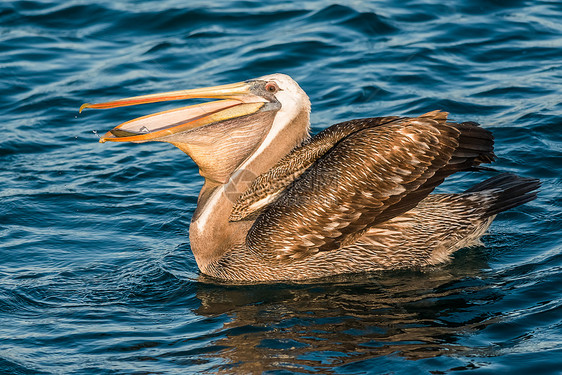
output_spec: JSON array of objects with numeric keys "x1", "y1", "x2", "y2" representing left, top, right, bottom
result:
[{"x1": 1, "y1": 0, "x2": 561, "y2": 373}]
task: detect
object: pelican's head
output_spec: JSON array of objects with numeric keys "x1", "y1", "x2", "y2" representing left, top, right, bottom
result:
[{"x1": 81, "y1": 74, "x2": 311, "y2": 184}]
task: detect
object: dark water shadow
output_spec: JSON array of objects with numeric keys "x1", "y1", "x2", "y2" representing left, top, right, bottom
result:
[{"x1": 192, "y1": 248, "x2": 501, "y2": 373}]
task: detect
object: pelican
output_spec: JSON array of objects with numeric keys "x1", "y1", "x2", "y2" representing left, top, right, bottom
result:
[{"x1": 81, "y1": 74, "x2": 539, "y2": 282}]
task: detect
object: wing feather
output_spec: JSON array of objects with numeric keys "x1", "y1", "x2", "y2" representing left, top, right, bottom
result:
[
  {"x1": 244, "y1": 111, "x2": 494, "y2": 262},
  {"x1": 230, "y1": 116, "x2": 400, "y2": 221}
]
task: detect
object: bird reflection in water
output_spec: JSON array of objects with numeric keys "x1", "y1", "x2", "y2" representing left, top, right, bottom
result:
[{"x1": 193, "y1": 249, "x2": 498, "y2": 373}]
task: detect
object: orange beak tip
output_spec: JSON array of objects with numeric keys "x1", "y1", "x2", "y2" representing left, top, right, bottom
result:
[{"x1": 79, "y1": 103, "x2": 91, "y2": 113}]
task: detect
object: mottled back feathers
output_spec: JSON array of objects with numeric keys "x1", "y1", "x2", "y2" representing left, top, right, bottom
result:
[{"x1": 230, "y1": 110, "x2": 496, "y2": 262}]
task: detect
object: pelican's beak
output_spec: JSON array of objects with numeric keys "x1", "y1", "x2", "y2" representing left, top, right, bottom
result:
[{"x1": 80, "y1": 81, "x2": 268, "y2": 143}]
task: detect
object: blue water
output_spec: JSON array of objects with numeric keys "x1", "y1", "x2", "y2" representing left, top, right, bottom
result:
[{"x1": 1, "y1": 0, "x2": 561, "y2": 373}]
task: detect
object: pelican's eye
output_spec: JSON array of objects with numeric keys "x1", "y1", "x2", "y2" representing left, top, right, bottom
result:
[{"x1": 265, "y1": 82, "x2": 279, "y2": 93}]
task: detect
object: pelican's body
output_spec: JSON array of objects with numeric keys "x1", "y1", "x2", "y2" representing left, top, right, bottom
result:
[{"x1": 81, "y1": 74, "x2": 539, "y2": 281}]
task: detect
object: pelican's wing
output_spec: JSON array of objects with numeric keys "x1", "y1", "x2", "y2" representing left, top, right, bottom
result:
[
  {"x1": 230, "y1": 115, "x2": 400, "y2": 221},
  {"x1": 243, "y1": 111, "x2": 495, "y2": 261}
]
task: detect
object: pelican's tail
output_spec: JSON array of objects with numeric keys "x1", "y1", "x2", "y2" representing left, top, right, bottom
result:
[{"x1": 463, "y1": 173, "x2": 540, "y2": 217}]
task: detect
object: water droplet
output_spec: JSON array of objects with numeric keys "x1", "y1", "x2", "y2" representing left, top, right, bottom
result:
[{"x1": 92, "y1": 130, "x2": 100, "y2": 138}]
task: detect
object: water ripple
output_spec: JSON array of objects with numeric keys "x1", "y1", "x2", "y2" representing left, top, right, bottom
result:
[{"x1": 1, "y1": 0, "x2": 561, "y2": 373}]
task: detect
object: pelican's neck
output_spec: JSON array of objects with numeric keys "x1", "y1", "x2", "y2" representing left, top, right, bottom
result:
[{"x1": 189, "y1": 106, "x2": 310, "y2": 271}]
